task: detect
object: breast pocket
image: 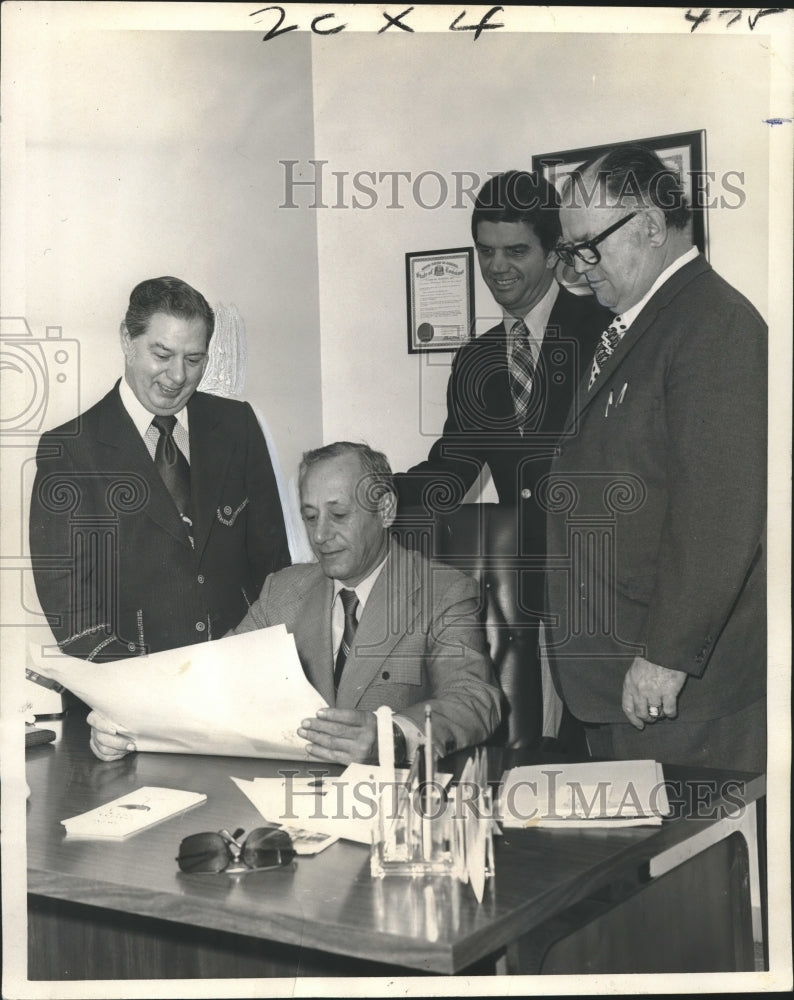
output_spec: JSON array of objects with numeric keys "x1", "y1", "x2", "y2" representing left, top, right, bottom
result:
[
  {"x1": 377, "y1": 658, "x2": 424, "y2": 687},
  {"x1": 216, "y1": 496, "x2": 249, "y2": 527}
]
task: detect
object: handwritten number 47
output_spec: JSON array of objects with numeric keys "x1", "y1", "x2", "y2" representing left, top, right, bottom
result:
[
  {"x1": 249, "y1": 6, "x2": 505, "y2": 42},
  {"x1": 686, "y1": 8, "x2": 786, "y2": 31}
]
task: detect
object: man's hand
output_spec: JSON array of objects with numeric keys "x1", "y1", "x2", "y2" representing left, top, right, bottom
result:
[
  {"x1": 622, "y1": 656, "x2": 687, "y2": 730},
  {"x1": 87, "y1": 710, "x2": 136, "y2": 761},
  {"x1": 298, "y1": 708, "x2": 377, "y2": 764}
]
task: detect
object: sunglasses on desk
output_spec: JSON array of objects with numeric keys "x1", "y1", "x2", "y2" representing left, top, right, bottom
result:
[{"x1": 177, "y1": 824, "x2": 296, "y2": 875}]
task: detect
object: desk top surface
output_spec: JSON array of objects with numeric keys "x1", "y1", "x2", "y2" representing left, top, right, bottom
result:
[{"x1": 26, "y1": 709, "x2": 765, "y2": 975}]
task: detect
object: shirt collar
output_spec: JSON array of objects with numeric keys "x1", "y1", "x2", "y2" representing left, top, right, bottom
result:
[
  {"x1": 332, "y1": 552, "x2": 389, "y2": 610},
  {"x1": 503, "y1": 279, "x2": 559, "y2": 344},
  {"x1": 118, "y1": 376, "x2": 190, "y2": 439},
  {"x1": 619, "y1": 247, "x2": 699, "y2": 330}
]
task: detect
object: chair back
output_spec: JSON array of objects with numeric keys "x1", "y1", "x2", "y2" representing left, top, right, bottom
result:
[{"x1": 392, "y1": 504, "x2": 543, "y2": 748}]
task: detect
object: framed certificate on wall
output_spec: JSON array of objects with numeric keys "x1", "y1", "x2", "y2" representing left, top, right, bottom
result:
[{"x1": 405, "y1": 247, "x2": 475, "y2": 354}]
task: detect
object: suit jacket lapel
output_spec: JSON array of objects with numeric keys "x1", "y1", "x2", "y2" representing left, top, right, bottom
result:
[
  {"x1": 97, "y1": 386, "x2": 191, "y2": 546},
  {"x1": 564, "y1": 255, "x2": 710, "y2": 430},
  {"x1": 188, "y1": 393, "x2": 233, "y2": 561},
  {"x1": 336, "y1": 545, "x2": 422, "y2": 709}
]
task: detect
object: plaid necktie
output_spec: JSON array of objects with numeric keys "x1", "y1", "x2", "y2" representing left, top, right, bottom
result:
[
  {"x1": 508, "y1": 319, "x2": 537, "y2": 432},
  {"x1": 152, "y1": 415, "x2": 192, "y2": 530},
  {"x1": 588, "y1": 316, "x2": 627, "y2": 390},
  {"x1": 334, "y1": 588, "x2": 360, "y2": 691}
]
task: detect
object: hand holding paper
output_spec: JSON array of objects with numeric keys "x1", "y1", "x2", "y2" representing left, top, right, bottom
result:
[
  {"x1": 88, "y1": 710, "x2": 136, "y2": 762},
  {"x1": 298, "y1": 707, "x2": 378, "y2": 764}
]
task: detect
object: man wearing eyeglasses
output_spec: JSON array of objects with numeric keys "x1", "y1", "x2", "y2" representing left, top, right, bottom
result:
[
  {"x1": 545, "y1": 143, "x2": 766, "y2": 771},
  {"x1": 395, "y1": 171, "x2": 610, "y2": 756}
]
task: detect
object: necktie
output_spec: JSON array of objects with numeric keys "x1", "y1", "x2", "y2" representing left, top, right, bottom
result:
[
  {"x1": 588, "y1": 316, "x2": 627, "y2": 390},
  {"x1": 334, "y1": 588, "x2": 360, "y2": 692},
  {"x1": 508, "y1": 319, "x2": 536, "y2": 432},
  {"x1": 152, "y1": 415, "x2": 192, "y2": 528}
]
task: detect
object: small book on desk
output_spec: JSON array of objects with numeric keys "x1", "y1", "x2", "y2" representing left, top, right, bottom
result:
[{"x1": 62, "y1": 787, "x2": 207, "y2": 839}]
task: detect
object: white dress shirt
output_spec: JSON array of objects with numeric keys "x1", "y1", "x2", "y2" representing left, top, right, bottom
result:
[{"x1": 119, "y1": 376, "x2": 190, "y2": 463}]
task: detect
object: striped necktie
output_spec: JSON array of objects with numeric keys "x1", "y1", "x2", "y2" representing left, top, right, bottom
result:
[
  {"x1": 588, "y1": 316, "x2": 627, "y2": 390},
  {"x1": 508, "y1": 318, "x2": 536, "y2": 432},
  {"x1": 334, "y1": 588, "x2": 360, "y2": 692}
]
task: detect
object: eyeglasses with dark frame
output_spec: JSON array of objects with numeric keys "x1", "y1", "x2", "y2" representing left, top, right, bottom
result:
[
  {"x1": 555, "y1": 211, "x2": 638, "y2": 267},
  {"x1": 176, "y1": 825, "x2": 296, "y2": 875}
]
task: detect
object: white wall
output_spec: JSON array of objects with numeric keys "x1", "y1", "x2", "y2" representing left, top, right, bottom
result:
[
  {"x1": 11, "y1": 27, "x2": 322, "y2": 483},
  {"x1": 312, "y1": 31, "x2": 770, "y2": 478},
  {"x1": 1, "y1": 22, "x2": 775, "y2": 499}
]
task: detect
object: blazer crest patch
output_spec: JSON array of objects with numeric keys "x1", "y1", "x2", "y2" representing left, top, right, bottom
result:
[{"x1": 216, "y1": 497, "x2": 249, "y2": 527}]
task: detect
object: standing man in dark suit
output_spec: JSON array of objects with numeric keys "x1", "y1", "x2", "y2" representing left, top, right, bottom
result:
[
  {"x1": 395, "y1": 171, "x2": 610, "y2": 750},
  {"x1": 29, "y1": 276, "x2": 290, "y2": 663},
  {"x1": 546, "y1": 144, "x2": 766, "y2": 771}
]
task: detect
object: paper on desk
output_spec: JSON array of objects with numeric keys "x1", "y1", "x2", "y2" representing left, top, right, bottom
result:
[
  {"x1": 33, "y1": 625, "x2": 327, "y2": 759},
  {"x1": 231, "y1": 764, "x2": 452, "y2": 844},
  {"x1": 498, "y1": 759, "x2": 671, "y2": 828}
]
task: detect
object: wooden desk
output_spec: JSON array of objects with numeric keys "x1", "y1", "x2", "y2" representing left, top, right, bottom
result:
[{"x1": 27, "y1": 708, "x2": 763, "y2": 979}]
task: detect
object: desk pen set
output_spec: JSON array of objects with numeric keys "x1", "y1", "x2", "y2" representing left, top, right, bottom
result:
[{"x1": 369, "y1": 707, "x2": 495, "y2": 900}]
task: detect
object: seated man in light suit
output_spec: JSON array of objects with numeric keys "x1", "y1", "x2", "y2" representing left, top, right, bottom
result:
[{"x1": 90, "y1": 442, "x2": 501, "y2": 763}]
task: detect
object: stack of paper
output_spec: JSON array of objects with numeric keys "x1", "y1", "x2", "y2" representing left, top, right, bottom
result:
[
  {"x1": 498, "y1": 760, "x2": 670, "y2": 829},
  {"x1": 62, "y1": 787, "x2": 207, "y2": 839}
]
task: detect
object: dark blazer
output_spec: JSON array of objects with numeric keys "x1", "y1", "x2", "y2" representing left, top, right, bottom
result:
[
  {"x1": 396, "y1": 285, "x2": 609, "y2": 608},
  {"x1": 29, "y1": 382, "x2": 290, "y2": 660},
  {"x1": 545, "y1": 255, "x2": 767, "y2": 723},
  {"x1": 233, "y1": 543, "x2": 502, "y2": 756}
]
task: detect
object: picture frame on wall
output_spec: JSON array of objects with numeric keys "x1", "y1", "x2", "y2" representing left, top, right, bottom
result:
[
  {"x1": 533, "y1": 130, "x2": 708, "y2": 292},
  {"x1": 405, "y1": 247, "x2": 475, "y2": 354}
]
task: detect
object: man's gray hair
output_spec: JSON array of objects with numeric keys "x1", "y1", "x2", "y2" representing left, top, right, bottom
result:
[
  {"x1": 299, "y1": 441, "x2": 395, "y2": 512},
  {"x1": 563, "y1": 143, "x2": 691, "y2": 230}
]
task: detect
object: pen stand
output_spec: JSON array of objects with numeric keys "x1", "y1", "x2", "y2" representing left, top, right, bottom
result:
[{"x1": 370, "y1": 779, "x2": 495, "y2": 892}]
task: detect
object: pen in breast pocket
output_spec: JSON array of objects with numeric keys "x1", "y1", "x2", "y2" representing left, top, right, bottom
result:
[
  {"x1": 605, "y1": 391, "x2": 613, "y2": 418},
  {"x1": 617, "y1": 382, "x2": 628, "y2": 405}
]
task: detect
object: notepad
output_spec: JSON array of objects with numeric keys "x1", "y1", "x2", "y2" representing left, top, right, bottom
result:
[
  {"x1": 62, "y1": 786, "x2": 207, "y2": 839},
  {"x1": 498, "y1": 760, "x2": 670, "y2": 829}
]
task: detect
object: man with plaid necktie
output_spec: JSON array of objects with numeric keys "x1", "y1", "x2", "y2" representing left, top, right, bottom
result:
[
  {"x1": 546, "y1": 144, "x2": 766, "y2": 772},
  {"x1": 396, "y1": 172, "x2": 609, "y2": 755}
]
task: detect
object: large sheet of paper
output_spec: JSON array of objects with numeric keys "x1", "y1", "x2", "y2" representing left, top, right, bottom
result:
[{"x1": 32, "y1": 626, "x2": 327, "y2": 759}]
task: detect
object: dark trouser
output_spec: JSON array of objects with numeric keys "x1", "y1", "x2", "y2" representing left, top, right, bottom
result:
[{"x1": 584, "y1": 697, "x2": 766, "y2": 773}]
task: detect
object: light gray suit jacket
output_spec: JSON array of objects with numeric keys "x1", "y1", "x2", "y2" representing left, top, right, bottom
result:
[{"x1": 234, "y1": 542, "x2": 502, "y2": 755}]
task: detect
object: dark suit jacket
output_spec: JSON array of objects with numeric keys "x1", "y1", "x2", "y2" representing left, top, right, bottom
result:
[
  {"x1": 545, "y1": 255, "x2": 767, "y2": 723},
  {"x1": 29, "y1": 382, "x2": 290, "y2": 660},
  {"x1": 233, "y1": 543, "x2": 502, "y2": 756},
  {"x1": 395, "y1": 285, "x2": 609, "y2": 612}
]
